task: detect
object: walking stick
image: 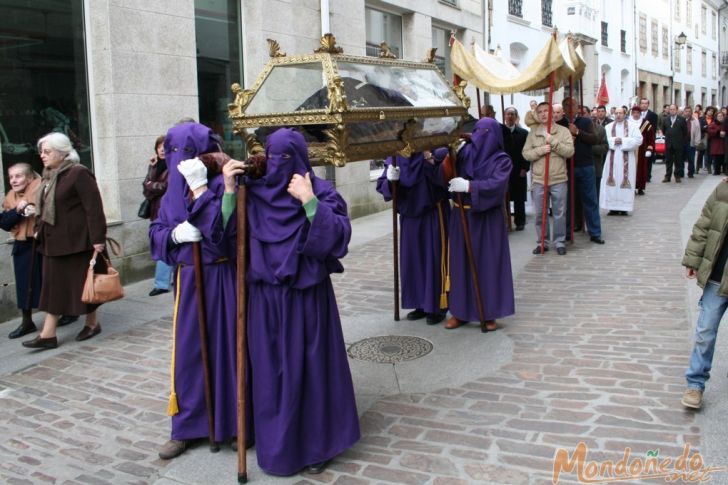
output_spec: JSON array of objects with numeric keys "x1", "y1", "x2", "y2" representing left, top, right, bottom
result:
[
  {"x1": 448, "y1": 145, "x2": 487, "y2": 332},
  {"x1": 235, "y1": 184, "x2": 248, "y2": 483},
  {"x1": 391, "y1": 154, "x2": 400, "y2": 321},
  {"x1": 191, "y1": 241, "x2": 219, "y2": 453},
  {"x1": 540, "y1": 72, "x2": 556, "y2": 254}
]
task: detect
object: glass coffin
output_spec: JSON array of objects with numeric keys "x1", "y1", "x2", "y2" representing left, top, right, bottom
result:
[{"x1": 229, "y1": 35, "x2": 469, "y2": 166}]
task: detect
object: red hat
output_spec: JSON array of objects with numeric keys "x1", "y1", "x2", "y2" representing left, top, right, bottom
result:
[{"x1": 631, "y1": 105, "x2": 640, "y2": 112}]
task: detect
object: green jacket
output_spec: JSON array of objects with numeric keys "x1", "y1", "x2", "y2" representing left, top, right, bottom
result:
[{"x1": 682, "y1": 181, "x2": 728, "y2": 294}]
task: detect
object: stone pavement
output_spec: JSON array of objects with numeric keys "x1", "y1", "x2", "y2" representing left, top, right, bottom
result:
[{"x1": 0, "y1": 163, "x2": 727, "y2": 484}]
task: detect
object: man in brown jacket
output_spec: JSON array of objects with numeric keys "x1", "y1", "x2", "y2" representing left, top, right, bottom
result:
[{"x1": 522, "y1": 102, "x2": 575, "y2": 255}]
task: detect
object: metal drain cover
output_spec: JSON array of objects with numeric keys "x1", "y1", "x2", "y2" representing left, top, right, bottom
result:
[{"x1": 347, "y1": 335, "x2": 433, "y2": 364}]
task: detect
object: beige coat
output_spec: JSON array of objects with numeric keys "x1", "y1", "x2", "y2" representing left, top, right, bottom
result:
[{"x1": 522, "y1": 122, "x2": 575, "y2": 186}]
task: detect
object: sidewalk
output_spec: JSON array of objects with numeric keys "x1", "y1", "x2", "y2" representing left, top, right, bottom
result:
[{"x1": 0, "y1": 165, "x2": 726, "y2": 484}]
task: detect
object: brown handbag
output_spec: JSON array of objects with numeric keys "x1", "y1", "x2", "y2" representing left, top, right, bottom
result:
[{"x1": 81, "y1": 250, "x2": 124, "y2": 304}]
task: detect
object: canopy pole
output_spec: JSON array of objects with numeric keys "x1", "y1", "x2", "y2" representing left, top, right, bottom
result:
[
  {"x1": 568, "y1": 76, "x2": 575, "y2": 244},
  {"x1": 501, "y1": 94, "x2": 511, "y2": 231},
  {"x1": 391, "y1": 153, "x2": 400, "y2": 322},
  {"x1": 579, "y1": 77, "x2": 587, "y2": 233},
  {"x1": 540, "y1": 71, "x2": 556, "y2": 254}
]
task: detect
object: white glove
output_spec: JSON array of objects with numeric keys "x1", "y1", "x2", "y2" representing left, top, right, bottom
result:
[
  {"x1": 172, "y1": 221, "x2": 202, "y2": 244},
  {"x1": 448, "y1": 177, "x2": 470, "y2": 193},
  {"x1": 178, "y1": 158, "x2": 208, "y2": 191},
  {"x1": 23, "y1": 205, "x2": 36, "y2": 217},
  {"x1": 386, "y1": 165, "x2": 400, "y2": 181},
  {"x1": 645, "y1": 150, "x2": 652, "y2": 157}
]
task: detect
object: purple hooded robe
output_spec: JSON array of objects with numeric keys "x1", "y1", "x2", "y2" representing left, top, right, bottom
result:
[
  {"x1": 376, "y1": 150, "x2": 450, "y2": 314},
  {"x1": 148, "y1": 122, "x2": 249, "y2": 444},
  {"x1": 244, "y1": 128, "x2": 360, "y2": 475},
  {"x1": 443, "y1": 117, "x2": 515, "y2": 321}
]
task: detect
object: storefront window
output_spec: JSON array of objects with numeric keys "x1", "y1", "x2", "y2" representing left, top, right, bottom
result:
[
  {"x1": 194, "y1": 0, "x2": 244, "y2": 159},
  {"x1": 0, "y1": 0, "x2": 93, "y2": 182}
]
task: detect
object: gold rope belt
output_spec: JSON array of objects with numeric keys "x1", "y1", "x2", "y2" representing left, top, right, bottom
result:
[{"x1": 452, "y1": 202, "x2": 472, "y2": 209}]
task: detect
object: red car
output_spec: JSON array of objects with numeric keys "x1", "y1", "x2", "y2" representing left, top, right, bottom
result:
[{"x1": 654, "y1": 134, "x2": 665, "y2": 160}]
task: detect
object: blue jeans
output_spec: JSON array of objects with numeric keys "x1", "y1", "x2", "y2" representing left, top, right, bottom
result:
[
  {"x1": 569, "y1": 165, "x2": 601, "y2": 238},
  {"x1": 685, "y1": 145, "x2": 695, "y2": 176},
  {"x1": 154, "y1": 260, "x2": 173, "y2": 290},
  {"x1": 686, "y1": 281, "x2": 728, "y2": 390}
]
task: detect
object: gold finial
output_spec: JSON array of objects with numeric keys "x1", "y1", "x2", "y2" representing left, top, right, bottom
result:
[
  {"x1": 242, "y1": 130, "x2": 264, "y2": 155},
  {"x1": 378, "y1": 42, "x2": 397, "y2": 59},
  {"x1": 327, "y1": 75, "x2": 348, "y2": 113},
  {"x1": 267, "y1": 38, "x2": 286, "y2": 58},
  {"x1": 423, "y1": 47, "x2": 437, "y2": 63},
  {"x1": 452, "y1": 80, "x2": 471, "y2": 109},
  {"x1": 323, "y1": 124, "x2": 348, "y2": 167},
  {"x1": 397, "y1": 119, "x2": 418, "y2": 158},
  {"x1": 228, "y1": 83, "x2": 256, "y2": 117},
  {"x1": 423, "y1": 48, "x2": 437, "y2": 63},
  {"x1": 315, "y1": 33, "x2": 344, "y2": 54}
]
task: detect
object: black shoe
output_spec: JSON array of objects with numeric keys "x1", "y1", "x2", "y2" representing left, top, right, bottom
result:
[
  {"x1": 607, "y1": 210, "x2": 618, "y2": 216},
  {"x1": 515, "y1": 225, "x2": 525, "y2": 231},
  {"x1": 9, "y1": 320, "x2": 37, "y2": 339},
  {"x1": 75, "y1": 324, "x2": 101, "y2": 342},
  {"x1": 149, "y1": 288, "x2": 170, "y2": 297},
  {"x1": 590, "y1": 236, "x2": 605, "y2": 244},
  {"x1": 556, "y1": 247, "x2": 567, "y2": 255},
  {"x1": 532, "y1": 245, "x2": 548, "y2": 254},
  {"x1": 22, "y1": 335, "x2": 58, "y2": 350},
  {"x1": 57, "y1": 315, "x2": 79, "y2": 327},
  {"x1": 662, "y1": 177, "x2": 670, "y2": 183},
  {"x1": 426, "y1": 311, "x2": 447, "y2": 325},
  {"x1": 406, "y1": 309, "x2": 427, "y2": 321},
  {"x1": 306, "y1": 461, "x2": 328, "y2": 474},
  {"x1": 688, "y1": 173, "x2": 694, "y2": 178},
  {"x1": 715, "y1": 172, "x2": 722, "y2": 176},
  {"x1": 637, "y1": 189, "x2": 645, "y2": 195}
]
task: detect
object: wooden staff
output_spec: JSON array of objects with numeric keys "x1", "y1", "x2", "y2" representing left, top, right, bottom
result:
[
  {"x1": 191, "y1": 241, "x2": 218, "y2": 453},
  {"x1": 540, "y1": 72, "x2": 556, "y2": 254},
  {"x1": 476, "y1": 88, "x2": 482, "y2": 118},
  {"x1": 568, "y1": 76, "x2": 575, "y2": 244},
  {"x1": 235, "y1": 184, "x2": 248, "y2": 483},
  {"x1": 391, "y1": 154, "x2": 400, "y2": 321},
  {"x1": 448, "y1": 145, "x2": 487, "y2": 332},
  {"x1": 579, "y1": 77, "x2": 587, "y2": 233},
  {"x1": 500, "y1": 94, "x2": 506, "y2": 123}
]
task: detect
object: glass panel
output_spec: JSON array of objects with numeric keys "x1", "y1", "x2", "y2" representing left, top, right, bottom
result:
[
  {"x1": 347, "y1": 116, "x2": 460, "y2": 145},
  {"x1": 432, "y1": 27, "x2": 453, "y2": 82},
  {"x1": 0, "y1": 0, "x2": 93, "y2": 181},
  {"x1": 194, "y1": 0, "x2": 244, "y2": 159},
  {"x1": 245, "y1": 63, "x2": 327, "y2": 114},
  {"x1": 365, "y1": 8, "x2": 402, "y2": 58},
  {"x1": 336, "y1": 62, "x2": 460, "y2": 108}
]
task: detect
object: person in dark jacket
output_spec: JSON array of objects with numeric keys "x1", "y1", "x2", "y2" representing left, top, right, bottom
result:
[
  {"x1": 681, "y1": 180, "x2": 728, "y2": 409},
  {"x1": 591, "y1": 112, "x2": 609, "y2": 198},
  {"x1": 22, "y1": 132, "x2": 107, "y2": 350},
  {"x1": 1, "y1": 163, "x2": 42, "y2": 338},
  {"x1": 661, "y1": 104, "x2": 689, "y2": 183},
  {"x1": 698, "y1": 106, "x2": 715, "y2": 172},
  {"x1": 143, "y1": 135, "x2": 172, "y2": 296},
  {"x1": 708, "y1": 112, "x2": 726, "y2": 175},
  {"x1": 501, "y1": 107, "x2": 529, "y2": 230},
  {"x1": 556, "y1": 97, "x2": 604, "y2": 245}
]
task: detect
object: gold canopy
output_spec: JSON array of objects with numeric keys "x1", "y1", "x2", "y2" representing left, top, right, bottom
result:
[
  {"x1": 450, "y1": 34, "x2": 586, "y2": 95},
  {"x1": 228, "y1": 34, "x2": 469, "y2": 166}
]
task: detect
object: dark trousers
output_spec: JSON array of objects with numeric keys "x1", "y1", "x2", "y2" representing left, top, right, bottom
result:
[
  {"x1": 713, "y1": 154, "x2": 724, "y2": 174},
  {"x1": 647, "y1": 155, "x2": 654, "y2": 181},
  {"x1": 685, "y1": 144, "x2": 695, "y2": 176},
  {"x1": 665, "y1": 145, "x2": 684, "y2": 178},
  {"x1": 512, "y1": 198, "x2": 526, "y2": 227},
  {"x1": 697, "y1": 149, "x2": 706, "y2": 170},
  {"x1": 567, "y1": 165, "x2": 601, "y2": 237}
]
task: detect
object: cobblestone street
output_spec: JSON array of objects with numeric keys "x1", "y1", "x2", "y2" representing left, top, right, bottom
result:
[{"x1": 1, "y1": 164, "x2": 727, "y2": 484}]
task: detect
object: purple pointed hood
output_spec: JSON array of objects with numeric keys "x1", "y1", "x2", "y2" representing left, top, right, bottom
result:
[{"x1": 459, "y1": 117, "x2": 507, "y2": 179}]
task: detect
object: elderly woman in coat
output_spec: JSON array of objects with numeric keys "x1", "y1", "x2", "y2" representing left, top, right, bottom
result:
[
  {"x1": 1, "y1": 163, "x2": 42, "y2": 338},
  {"x1": 22, "y1": 132, "x2": 107, "y2": 350}
]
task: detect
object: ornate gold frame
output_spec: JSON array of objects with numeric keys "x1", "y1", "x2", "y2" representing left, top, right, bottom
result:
[{"x1": 229, "y1": 35, "x2": 468, "y2": 166}]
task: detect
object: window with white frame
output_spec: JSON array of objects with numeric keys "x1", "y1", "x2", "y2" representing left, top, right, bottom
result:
[
  {"x1": 701, "y1": 5, "x2": 706, "y2": 34},
  {"x1": 713, "y1": 52, "x2": 717, "y2": 79},
  {"x1": 702, "y1": 49, "x2": 707, "y2": 76},
  {"x1": 365, "y1": 7, "x2": 402, "y2": 58},
  {"x1": 712, "y1": 11, "x2": 717, "y2": 39},
  {"x1": 687, "y1": 45, "x2": 693, "y2": 73},
  {"x1": 675, "y1": 0, "x2": 680, "y2": 21},
  {"x1": 432, "y1": 26, "x2": 453, "y2": 82},
  {"x1": 639, "y1": 14, "x2": 647, "y2": 51},
  {"x1": 651, "y1": 19, "x2": 658, "y2": 57},
  {"x1": 675, "y1": 47, "x2": 681, "y2": 72},
  {"x1": 687, "y1": 0, "x2": 692, "y2": 24},
  {"x1": 662, "y1": 26, "x2": 668, "y2": 58}
]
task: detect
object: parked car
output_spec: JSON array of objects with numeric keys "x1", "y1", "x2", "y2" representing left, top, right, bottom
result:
[{"x1": 654, "y1": 134, "x2": 665, "y2": 161}]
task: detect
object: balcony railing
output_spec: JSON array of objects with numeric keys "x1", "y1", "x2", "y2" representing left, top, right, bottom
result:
[
  {"x1": 509, "y1": 0, "x2": 523, "y2": 17},
  {"x1": 721, "y1": 51, "x2": 728, "y2": 67}
]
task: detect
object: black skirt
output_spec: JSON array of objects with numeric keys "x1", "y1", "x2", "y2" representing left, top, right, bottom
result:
[
  {"x1": 12, "y1": 239, "x2": 42, "y2": 310},
  {"x1": 39, "y1": 250, "x2": 107, "y2": 316}
]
